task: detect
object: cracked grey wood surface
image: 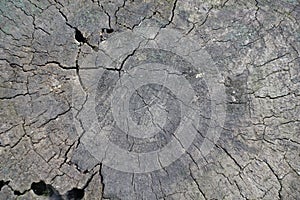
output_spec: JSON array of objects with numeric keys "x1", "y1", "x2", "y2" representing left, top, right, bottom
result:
[{"x1": 0, "y1": 0, "x2": 299, "y2": 199}]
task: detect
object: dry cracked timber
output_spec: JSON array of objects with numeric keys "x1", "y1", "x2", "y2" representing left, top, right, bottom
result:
[{"x1": 0, "y1": 0, "x2": 299, "y2": 199}]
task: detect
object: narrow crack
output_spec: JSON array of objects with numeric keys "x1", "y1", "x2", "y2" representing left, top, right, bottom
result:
[
  {"x1": 263, "y1": 160, "x2": 283, "y2": 200},
  {"x1": 189, "y1": 168, "x2": 207, "y2": 200},
  {"x1": 161, "y1": 0, "x2": 178, "y2": 28},
  {"x1": 57, "y1": 9, "x2": 98, "y2": 51},
  {"x1": 99, "y1": 163, "x2": 106, "y2": 199}
]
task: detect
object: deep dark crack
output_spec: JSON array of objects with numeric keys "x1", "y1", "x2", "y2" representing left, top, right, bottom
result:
[
  {"x1": 75, "y1": 28, "x2": 87, "y2": 43},
  {"x1": 1, "y1": 0, "x2": 299, "y2": 199}
]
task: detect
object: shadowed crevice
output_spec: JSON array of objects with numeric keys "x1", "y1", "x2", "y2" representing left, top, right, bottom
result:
[
  {"x1": 0, "y1": 180, "x2": 10, "y2": 191},
  {"x1": 31, "y1": 180, "x2": 85, "y2": 200},
  {"x1": 75, "y1": 28, "x2": 87, "y2": 43}
]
